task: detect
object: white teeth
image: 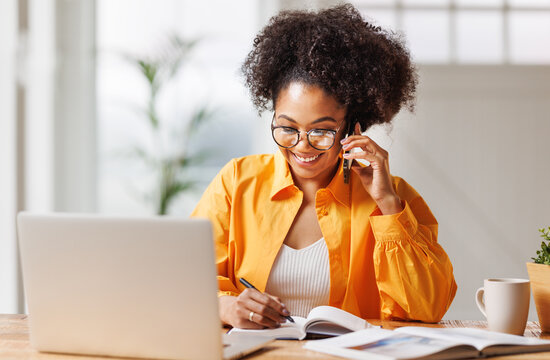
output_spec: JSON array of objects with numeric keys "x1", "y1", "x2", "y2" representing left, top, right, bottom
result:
[{"x1": 295, "y1": 154, "x2": 320, "y2": 162}]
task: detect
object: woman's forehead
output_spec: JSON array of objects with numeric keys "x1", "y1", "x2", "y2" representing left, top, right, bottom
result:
[
  {"x1": 275, "y1": 114, "x2": 338, "y2": 126},
  {"x1": 275, "y1": 82, "x2": 346, "y2": 124}
]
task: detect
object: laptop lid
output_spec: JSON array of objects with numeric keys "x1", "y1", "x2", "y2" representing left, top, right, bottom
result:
[{"x1": 17, "y1": 213, "x2": 223, "y2": 360}]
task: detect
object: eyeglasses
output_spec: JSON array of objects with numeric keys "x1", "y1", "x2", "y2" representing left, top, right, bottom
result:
[{"x1": 271, "y1": 115, "x2": 342, "y2": 151}]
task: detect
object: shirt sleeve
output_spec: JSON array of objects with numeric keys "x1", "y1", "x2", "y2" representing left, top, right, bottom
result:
[
  {"x1": 369, "y1": 177, "x2": 457, "y2": 323},
  {"x1": 190, "y1": 159, "x2": 240, "y2": 298}
]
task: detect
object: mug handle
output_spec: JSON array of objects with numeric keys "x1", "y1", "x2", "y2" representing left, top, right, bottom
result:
[{"x1": 475, "y1": 287, "x2": 487, "y2": 318}]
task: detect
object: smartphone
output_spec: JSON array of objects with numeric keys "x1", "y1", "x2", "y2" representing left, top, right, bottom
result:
[
  {"x1": 343, "y1": 155, "x2": 351, "y2": 184},
  {"x1": 342, "y1": 121, "x2": 358, "y2": 184}
]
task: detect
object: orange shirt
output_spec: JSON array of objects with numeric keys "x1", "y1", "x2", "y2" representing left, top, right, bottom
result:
[{"x1": 191, "y1": 151, "x2": 457, "y2": 322}]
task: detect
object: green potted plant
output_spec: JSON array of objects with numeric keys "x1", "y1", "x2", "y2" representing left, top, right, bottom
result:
[
  {"x1": 526, "y1": 226, "x2": 550, "y2": 332},
  {"x1": 124, "y1": 34, "x2": 214, "y2": 215}
]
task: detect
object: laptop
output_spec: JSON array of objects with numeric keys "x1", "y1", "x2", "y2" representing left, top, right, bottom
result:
[{"x1": 17, "y1": 212, "x2": 271, "y2": 360}]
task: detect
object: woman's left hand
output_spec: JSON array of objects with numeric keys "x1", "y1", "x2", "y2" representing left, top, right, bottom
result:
[{"x1": 341, "y1": 123, "x2": 403, "y2": 215}]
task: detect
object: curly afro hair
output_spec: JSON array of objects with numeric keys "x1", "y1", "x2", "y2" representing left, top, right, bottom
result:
[{"x1": 241, "y1": 3, "x2": 417, "y2": 131}]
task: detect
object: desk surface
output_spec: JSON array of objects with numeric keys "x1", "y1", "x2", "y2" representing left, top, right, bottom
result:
[{"x1": 1, "y1": 314, "x2": 549, "y2": 359}]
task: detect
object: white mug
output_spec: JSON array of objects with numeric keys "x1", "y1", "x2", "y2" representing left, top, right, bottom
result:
[{"x1": 475, "y1": 278, "x2": 530, "y2": 335}]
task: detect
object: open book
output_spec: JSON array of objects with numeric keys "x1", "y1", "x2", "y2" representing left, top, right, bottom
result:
[
  {"x1": 304, "y1": 326, "x2": 550, "y2": 360},
  {"x1": 227, "y1": 306, "x2": 375, "y2": 340}
]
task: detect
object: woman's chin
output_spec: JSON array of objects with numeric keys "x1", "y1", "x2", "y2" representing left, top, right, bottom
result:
[{"x1": 289, "y1": 157, "x2": 339, "y2": 183}]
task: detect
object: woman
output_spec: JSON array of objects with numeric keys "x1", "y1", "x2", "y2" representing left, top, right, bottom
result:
[{"x1": 192, "y1": 4, "x2": 456, "y2": 329}]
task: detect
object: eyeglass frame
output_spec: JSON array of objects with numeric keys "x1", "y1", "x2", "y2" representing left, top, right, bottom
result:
[{"x1": 270, "y1": 114, "x2": 345, "y2": 151}]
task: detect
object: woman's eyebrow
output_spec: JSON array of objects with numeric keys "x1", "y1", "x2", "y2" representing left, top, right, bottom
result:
[{"x1": 277, "y1": 114, "x2": 338, "y2": 124}]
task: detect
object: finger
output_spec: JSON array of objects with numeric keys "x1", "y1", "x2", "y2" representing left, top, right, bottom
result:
[
  {"x1": 247, "y1": 291, "x2": 288, "y2": 324},
  {"x1": 240, "y1": 289, "x2": 289, "y2": 322},
  {"x1": 268, "y1": 294, "x2": 283, "y2": 303},
  {"x1": 345, "y1": 143, "x2": 389, "y2": 164},
  {"x1": 243, "y1": 304, "x2": 281, "y2": 328},
  {"x1": 234, "y1": 310, "x2": 265, "y2": 330},
  {"x1": 343, "y1": 150, "x2": 378, "y2": 163},
  {"x1": 342, "y1": 136, "x2": 384, "y2": 153},
  {"x1": 340, "y1": 135, "x2": 379, "y2": 154},
  {"x1": 240, "y1": 290, "x2": 285, "y2": 324},
  {"x1": 347, "y1": 152, "x2": 392, "y2": 178},
  {"x1": 236, "y1": 293, "x2": 281, "y2": 328},
  {"x1": 343, "y1": 151, "x2": 390, "y2": 173},
  {"x1": 265, "y1": 293, "x2": 291, "y2": 317},
  {"x1": 248, "y1": 290, "x2": 290, "y2": 317}
]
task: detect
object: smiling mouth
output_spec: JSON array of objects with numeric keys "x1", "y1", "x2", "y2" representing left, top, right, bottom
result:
[{"x1": 293, "y1": 153, "x2": 321, "y2": 163}]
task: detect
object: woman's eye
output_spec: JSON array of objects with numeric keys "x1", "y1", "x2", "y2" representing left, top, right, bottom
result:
[
  {"x1": 309, "y1": 129, "x2": 328, "y2": 137},
  {"x1": 281, "y1": 127, "x2": 297, "y2": 135}
]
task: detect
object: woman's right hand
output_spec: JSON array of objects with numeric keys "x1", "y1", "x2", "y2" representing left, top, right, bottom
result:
[{"x1": 219, "y1": 289, "x2": 290, "y2": 329}]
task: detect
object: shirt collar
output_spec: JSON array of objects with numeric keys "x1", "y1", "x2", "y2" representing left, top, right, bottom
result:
[
  {"x1": 270, "y1": 150, "x2": 296, "y2": 200},
  {"x1": 270, "y1": 150, "x2": 350, "y2": 208}
]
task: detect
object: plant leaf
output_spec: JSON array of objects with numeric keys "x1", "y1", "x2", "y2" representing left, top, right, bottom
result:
[
  {"x1": 187, "y1": 106, "x2": 216, "y2": 136},
  {"x1": 157, "y1": 180, "x2": 194, "y2": 215}
]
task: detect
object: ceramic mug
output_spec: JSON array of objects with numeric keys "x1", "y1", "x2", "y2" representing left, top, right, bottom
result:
[{"x1": 475, "y1": 278, "x2": 530, "y2": 335}]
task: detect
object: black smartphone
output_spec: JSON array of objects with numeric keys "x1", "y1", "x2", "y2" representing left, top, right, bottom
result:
[{"x1": 342, "y1": 120, "x2": 358, "y2": 184}]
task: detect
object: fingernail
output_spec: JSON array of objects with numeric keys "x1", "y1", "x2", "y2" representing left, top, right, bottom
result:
[
  {"x1": 340, "y1": 139, "x2": 347, "y2": 144},
  {"x1": 343, "y1": 153, "x2": 351, "y2": 158},
  {"x1": 282, "y1": 309, "x2": 290, "y2": 316},
  {"x1": 342, "y1": 144, "x2": 350, "y2": 149}
]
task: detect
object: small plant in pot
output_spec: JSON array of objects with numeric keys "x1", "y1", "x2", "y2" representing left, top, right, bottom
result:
[{"x1": 526, "y1": 227, "x2": 550, "y2": 332}]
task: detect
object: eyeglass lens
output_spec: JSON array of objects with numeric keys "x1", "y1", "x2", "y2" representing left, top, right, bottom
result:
[{"x1": 272, "y1": 127, "x2": 335, "y2": 150}]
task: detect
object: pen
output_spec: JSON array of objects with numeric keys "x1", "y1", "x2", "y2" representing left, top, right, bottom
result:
[{"x1": 239, "y1": 277, "x2": 295, "y2": 323}]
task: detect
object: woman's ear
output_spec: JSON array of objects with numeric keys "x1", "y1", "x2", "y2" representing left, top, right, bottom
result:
[{"x1": 354, "y1": 122, "x2": 362, "y2": 135}]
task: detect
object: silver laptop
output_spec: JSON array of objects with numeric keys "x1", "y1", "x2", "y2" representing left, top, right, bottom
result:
[{"x1": 17, "y1": 213, "x2": 271, "y2": 360}]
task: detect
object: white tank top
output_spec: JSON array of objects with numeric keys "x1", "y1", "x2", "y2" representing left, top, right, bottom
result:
[{"x1": 265, "y1": 238, "x2": 330, "y2": 318}]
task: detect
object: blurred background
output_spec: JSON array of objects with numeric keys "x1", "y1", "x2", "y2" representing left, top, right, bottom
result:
[{"x1": 2, "y1": 0, "x2": 550, "y2": 321}]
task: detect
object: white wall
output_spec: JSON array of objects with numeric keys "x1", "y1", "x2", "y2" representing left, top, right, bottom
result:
[
  {"x1": 0, "y1": 0, "x2": 18, "y2": 314},
  {"x1": 53, "y1": 0, "x2": 97, "y2": 212},
  {"x1": 0, "y1": 0, "x2": 97, "y2": 314},
  {"x1": 26, "y1": 0, "x2": 55, "y2": 213},
  {"x1": 375, "y1": 65, "x2": 550, "y2": 320}
]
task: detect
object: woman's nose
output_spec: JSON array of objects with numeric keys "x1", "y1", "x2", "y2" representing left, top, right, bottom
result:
[{"x1": 295, "y1": 131, "x2": 313, "y2": 151}]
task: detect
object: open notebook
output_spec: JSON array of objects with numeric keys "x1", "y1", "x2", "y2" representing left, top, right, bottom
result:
[{"x1": 228, "y1": 305, "x2": 376, "y2": 340}]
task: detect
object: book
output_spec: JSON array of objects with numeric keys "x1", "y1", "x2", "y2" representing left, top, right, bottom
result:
[
  {"x1": 303, "y1": 326, "x2": 550, "y2": 360},
  {"x1": 227, "y1": 305, "x2": 376, "y2": 340}
]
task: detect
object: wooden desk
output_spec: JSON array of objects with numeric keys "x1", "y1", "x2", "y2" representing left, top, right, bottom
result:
[{"x1": 1, "y1": 314, "x2": 549, "y2": 359}]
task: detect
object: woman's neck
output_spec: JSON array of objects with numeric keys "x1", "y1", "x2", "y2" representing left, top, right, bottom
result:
[{"x1": 290, "y1": 162, "x2": 339, "y2": 202}]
